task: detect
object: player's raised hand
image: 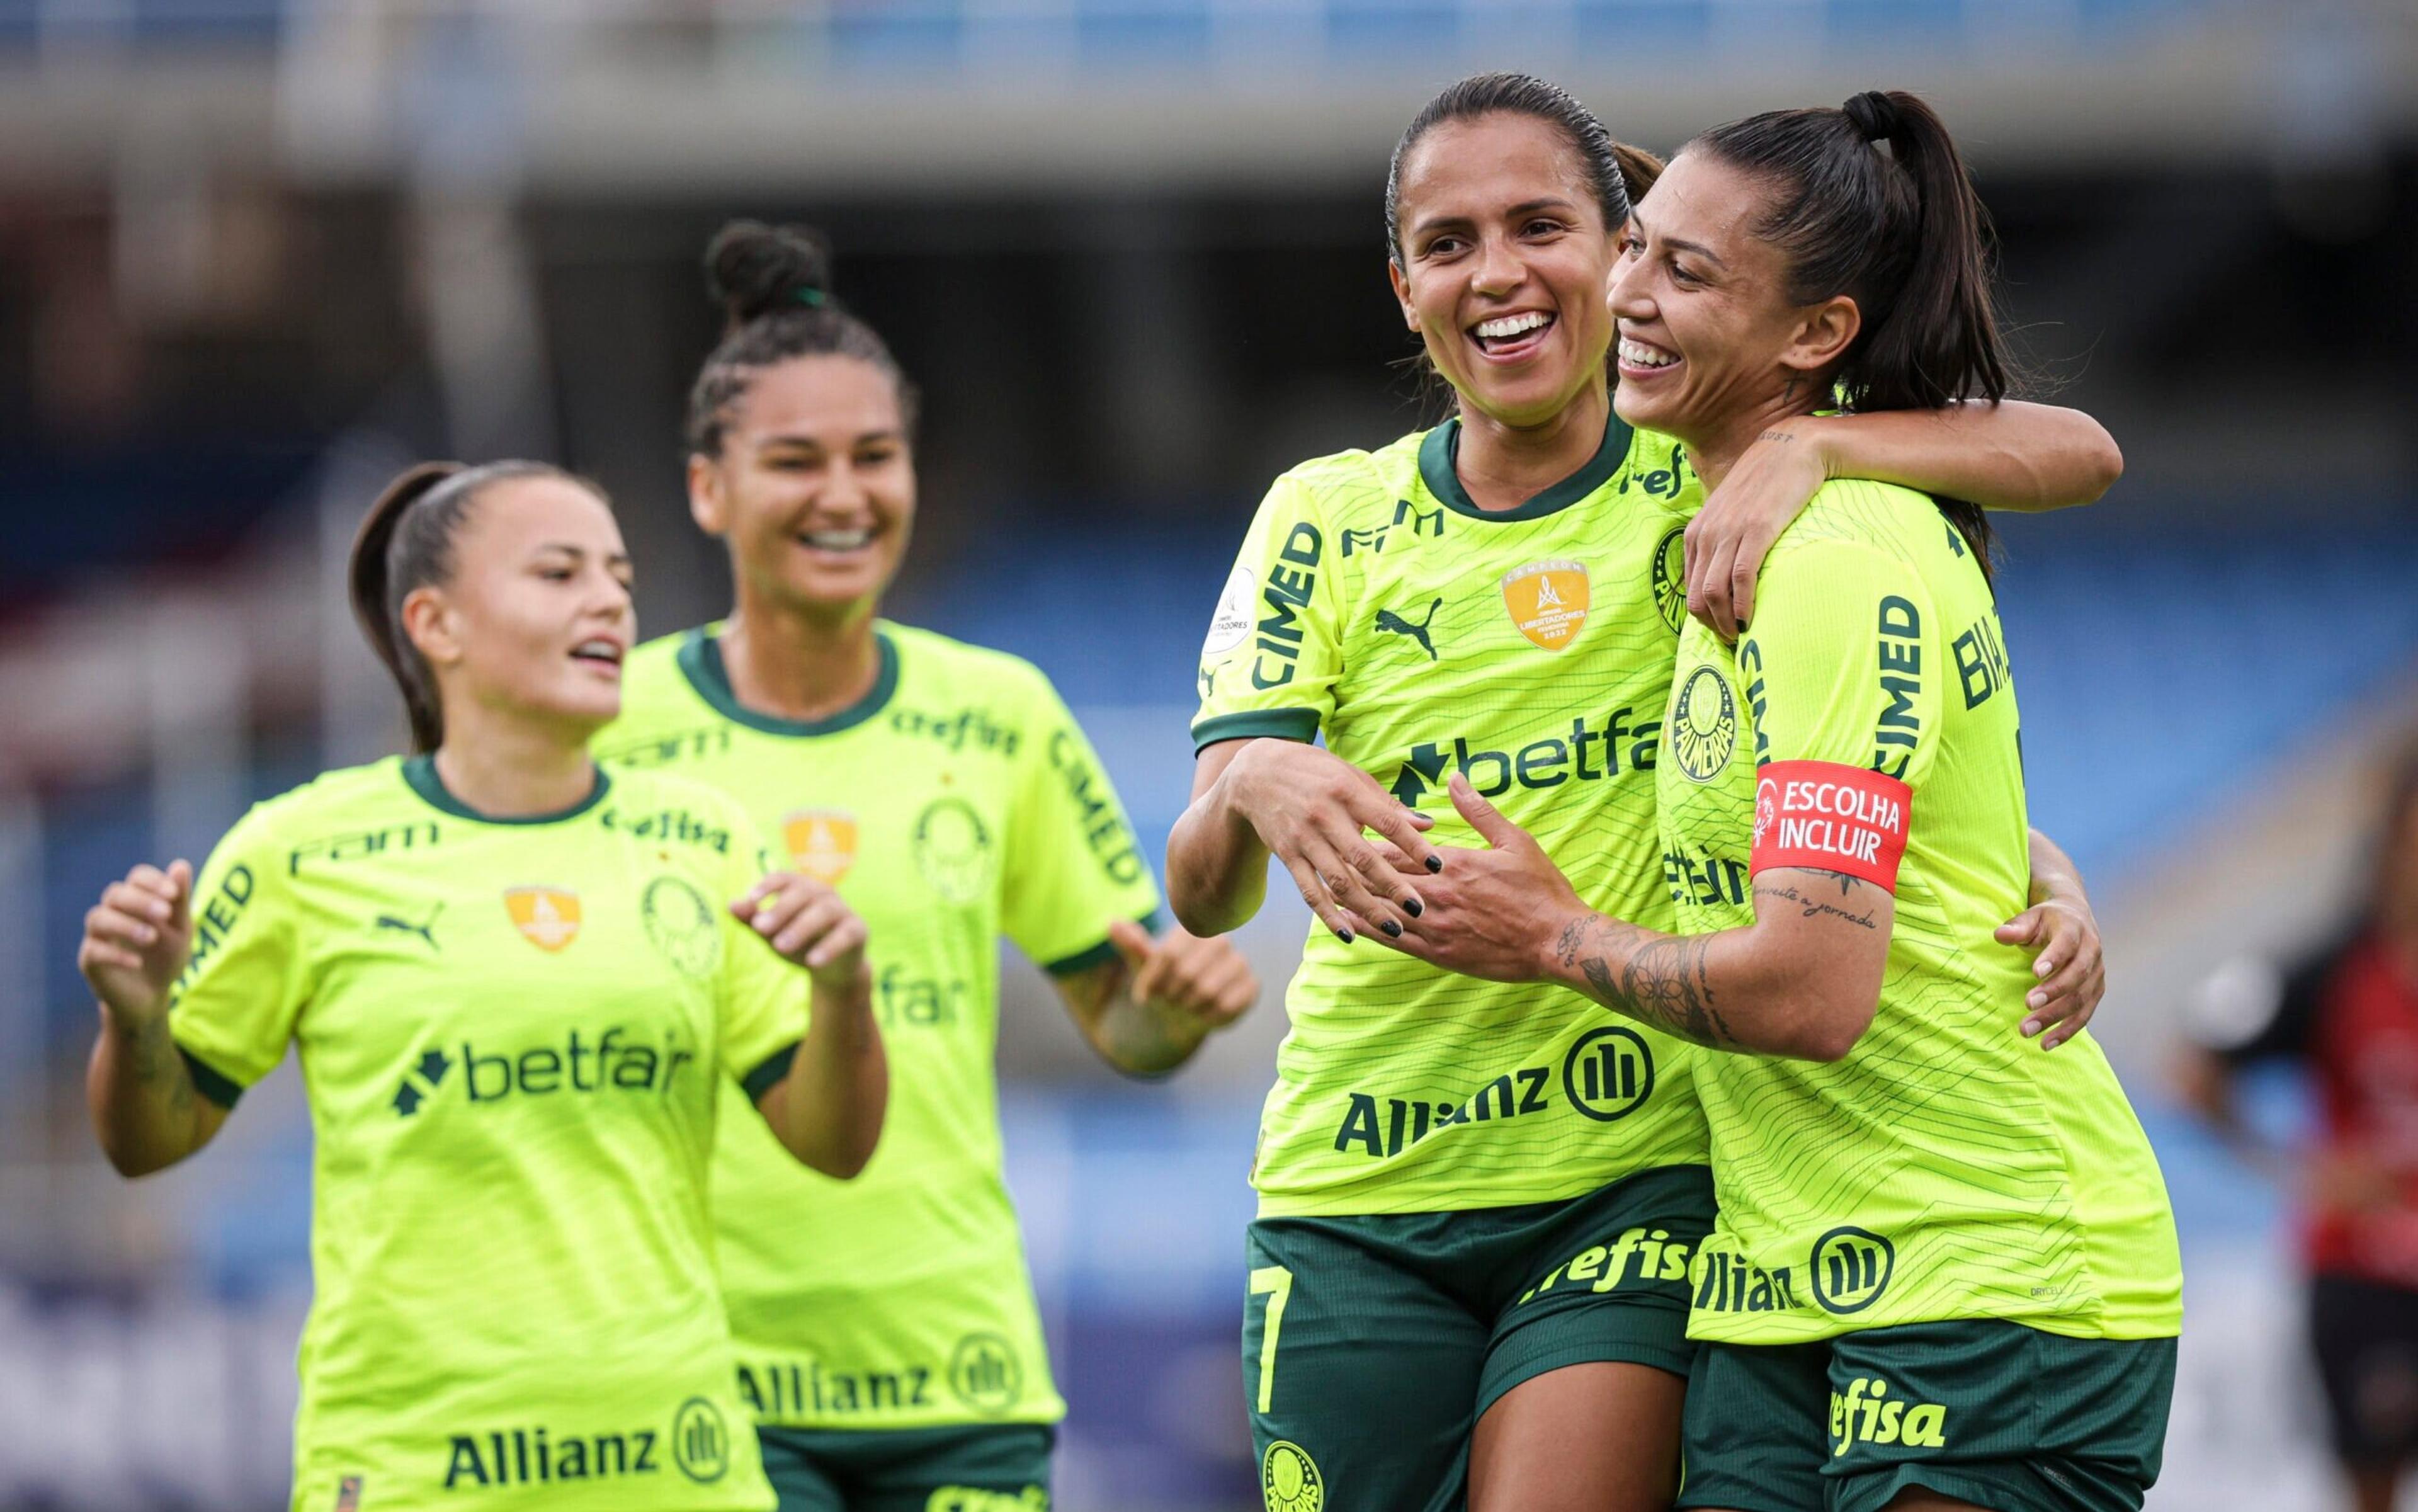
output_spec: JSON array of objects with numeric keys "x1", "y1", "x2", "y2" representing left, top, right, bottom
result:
[
  {"x1": 79, "y1": 861, "x2": 196, "y2": 1024},
  {"x1": 734, "y1": 872, "x2": 869, "y2": 993},
  {"x1": 1220, "y1": 739, "x2": 1437, "y2": 945},
  {"x1": 1110, "y1": 918, "x2": 1259, "y2": 1035},
  {"x1": 1684, "y1": 421, "x2": 1829, "y2": 642},
  {"x1": 1997, "y1": 892, "x2": 2106, "y2": 1051},
  {"x1": 1353, "y1": 775, "x2": 1587, "y2": 984}
]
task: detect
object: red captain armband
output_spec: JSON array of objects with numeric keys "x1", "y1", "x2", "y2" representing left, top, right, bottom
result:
[{"x1": 1749, "y1": 760, "x2": 1913, "y2": 893}]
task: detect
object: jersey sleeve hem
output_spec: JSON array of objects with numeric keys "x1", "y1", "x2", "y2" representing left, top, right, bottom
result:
[
  {"x1": 1191, "y1": 709, "x2": 1319, "y2": 753},
  {"x1": 1042, "y1": 909, "x2": 1164, "y2": 978},
  {"x1": 741, "y1": 1041, "x2": 802, "y2": 1103},
  {"x1": 176, "y1": 1045, "x2": 246, "y2": 1109}
]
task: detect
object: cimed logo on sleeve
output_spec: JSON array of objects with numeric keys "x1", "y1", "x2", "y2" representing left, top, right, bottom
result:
[
  {"x1": 1201, "y1": 563, "x2": 1257, "y2": 658},
  {"x1": 1501, "y1": 560, "x2": 1590, "y2": 651},
  {"x1": 782, "y1": 808, "x2": 860, "y2": 884},
  {"x1": 504, "y1": 887, "x2": 581, "y2": 952}
]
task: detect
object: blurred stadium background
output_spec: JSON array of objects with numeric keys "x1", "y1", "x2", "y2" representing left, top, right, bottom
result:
[{"x1": 1, "y1": 1, "x2": 2415, "y2": 1507}]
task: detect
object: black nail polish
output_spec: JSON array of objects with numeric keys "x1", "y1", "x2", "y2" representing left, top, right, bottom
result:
[
  {"x1": 1425, "y1": 855, "x2": 1443, "y2": 873},
  {"x1": 1336, "y1": 927, "x2": 1355, "y2": 945},
  {"x1": 1404, "y1": 897, "x2": 1424, "y2": 918},
  {"x1": 1382, "y1": 919, "x2": 1403, "y2": 938}
]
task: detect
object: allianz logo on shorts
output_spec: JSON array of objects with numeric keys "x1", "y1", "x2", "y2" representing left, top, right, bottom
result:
[
  {"x1": 1831, "y1": 1377, "x2": 1949, "y2": 1458},
  {"x1": 1330, "y1": 1028, "x2": 1655, "y2": 1159}
]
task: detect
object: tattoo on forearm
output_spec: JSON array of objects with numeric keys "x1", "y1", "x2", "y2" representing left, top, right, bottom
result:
[
  {"x1": 1753, "y1": 882, "x2": 1880, "y2": 931},
  {"x1": 1558, "y1": 918, "x2": 1738, "y2": 1049}
]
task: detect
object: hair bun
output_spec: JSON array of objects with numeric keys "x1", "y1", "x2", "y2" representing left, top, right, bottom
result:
[
  {"x1": 703, "y1": 220, "x2": 835, "y2": 331},
  {"x1": 1842, "y1": 90, "x2": 1900, "y2": 143}
]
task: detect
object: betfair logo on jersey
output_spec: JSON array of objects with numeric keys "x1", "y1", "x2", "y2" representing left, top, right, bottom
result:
[
  {"x1": 1670, "y1": 665, "x2": 1737, "y2": 783},
  {"x1": 877, "y1": 965, "x2": 967, "y2": 1028},
  {"x1": 1831, "y1": 1377, "x2": 1949, "y2": 1457},
  {"x1": 1650, "y1": 525, "x2": 1688, "y2": 634},
  {"x1": 1812, "y1": 1226, "x2": 1895, "y2": 1314},
  {"x1": 1247, "y1": 523, "x2": 1324, "y2": 690},
  {"x1": 438, "y1": 1404, "x2": 727, "y2": 1491},
  {"x1": 1518, "y1": 1225, "x2": 1693, "y2": 1306},
  {"x1": 783, "y1": 809, "x2": 859, "y2": 884},
  {"x1": 288, "y1": 820, "x2": 441, "y2": 873},
  {"x1": 504, "y1": 887, "x2": 581, "y2": 951},
  {"x1": 1501, "y1": 559, "x2": 1590, "y2": 651},
  {"x1": 1261, "y1": 1441, "x2": 1324, "y2": 1512},
  {"x1": 1339, "y1": 497, "x2": 1446, "y2": 557},
  {"x1": 390, "y1": 1026, "x2": 698, "y2": 1117},
  {"x1": 1385, "y1": 707, "x2": 1659, "y2": 808}
]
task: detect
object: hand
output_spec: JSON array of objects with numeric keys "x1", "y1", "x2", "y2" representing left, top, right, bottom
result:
[
  {"x1": 1684, "y1": 421, "x2": 1829, "y2": 642},
  {"x1": 79, "y1": 861, "x2": 196, "y2": 1025},
  {"x1": 1351, "y1": 775, "x2": 1584, "y2": 983},
  {"x1": 734, "y1": 872, "x2": 869, "y2": 996},
  {"x1": 1995, "y1": 889, "x2": 2104, "y2": 1051},
  {"x1": 1220, "y1": 740, "x2": 1438, "y2": 945},
  {"x1": 1110, "y1": 919, "x2": 1258, "y2": 1037}
]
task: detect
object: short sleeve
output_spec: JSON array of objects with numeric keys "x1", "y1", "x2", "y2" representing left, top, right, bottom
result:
[
  {"x1": 1737, "y1": 537, "x2": 1940, "y2": 889},
  {"x1": 1191, "y1": 474, "x2": 1344, "y2": 751},
  {"x1": 167, "y1": 805, "x2": 307, "y2": 1106},
  {"x1": 713, "y1": 823, "x2": 811, "y2": 1102},
  {"x1": 1004, "y1": 667, "x2": 1164, "y2": 975}
]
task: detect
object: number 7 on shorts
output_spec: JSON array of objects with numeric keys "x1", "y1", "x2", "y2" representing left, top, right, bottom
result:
[{"x1": 1249, "y1": 1265, "x2": 1294, "y2": 1414}]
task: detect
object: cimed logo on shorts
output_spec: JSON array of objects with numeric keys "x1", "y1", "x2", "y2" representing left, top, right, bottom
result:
[
  {"x1": 1810, "y1": 1226, "x2": 1896, "y2": 1314},
  {"x1": 1261, "y1": 1440, "x2": 1324, "y2": 1512}
]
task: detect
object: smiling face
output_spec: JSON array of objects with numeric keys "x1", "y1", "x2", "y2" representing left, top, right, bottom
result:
[
  {"x1": 1609, "y1": 149, "x2": 1861, "y2": 451},
  {"x1": 403, "y1": 475, "x2": 635, "y2": 740},
  {"x1": 1388, "y1": 112, "x2": 1620, "y2": 429},
  {"x1": 690, "y1": 353, "x2": 915, "y2": 622}
]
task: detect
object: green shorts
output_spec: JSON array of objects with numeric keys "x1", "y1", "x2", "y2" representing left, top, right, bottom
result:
[
  {"x1": 1674, "y1": 1319, "x2": 2176, "y2": 1512},
  {"x1": 757, "y1": 1423, "x2": 1052, "y2": 1512},
  {"x1": 1244, "y1": 1164, "x2": 1715, "y2": 1512}
]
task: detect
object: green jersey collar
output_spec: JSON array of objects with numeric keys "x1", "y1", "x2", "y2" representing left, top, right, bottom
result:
[
  {"x1": 678, "y1": 625, "x2": 901, "y2": 738},
  {"x1": 1418, "y1": 411, "x2": 1633, "y2": 523},
  {"x1": 400, "y1": 754, "x2": 611, "y2": 825}
]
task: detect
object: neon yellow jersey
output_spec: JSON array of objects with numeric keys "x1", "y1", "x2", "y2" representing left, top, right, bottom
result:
[
  {"x1": 166, "y1": 756, "x2": 803, "y2": 1512},
  {"x1": 1654, "y1": 478, "x2": 2182, "y2": 1344},
  {"x1": 1193, "y1": 415, "x2": 1712, "y2": 1218},
  {"x1": 598, "y1": 623, "x2": 1160, "y2": 1431}
]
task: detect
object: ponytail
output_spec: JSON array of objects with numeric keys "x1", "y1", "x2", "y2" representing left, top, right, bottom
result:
[
  {"x1": 346, "y1": 458, "x2": 594, "y2": 754},
  {"x1": 1611, "y1": 140, "x2": 1666, "y2": 203},
  {"x1": 1691, "y1": 89, "x2": 2011, "y2": 570}
]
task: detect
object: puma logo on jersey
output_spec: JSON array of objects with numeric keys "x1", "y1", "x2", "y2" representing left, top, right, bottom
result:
[
  {"x1": 375, "y1": 904, "x2": 443, "y2": 952},
  {"x1": 1373, "y1": 598, "x2": 1443, "y2": 661}
]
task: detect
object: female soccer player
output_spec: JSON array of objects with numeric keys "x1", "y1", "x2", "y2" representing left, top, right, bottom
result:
[
  {"x1": 1167, "y1": 73, "x2": 2117, "y2": 1512},
  {"x1": 1365, "y1": 91, "x2": 2183, "y2": 1511},
  {"x1": 593, "y1": 222, "x2": 1259, "y2": 1512},
  {"x1": 79, "y1": 461, "x2": 887, "y2": 1512}
]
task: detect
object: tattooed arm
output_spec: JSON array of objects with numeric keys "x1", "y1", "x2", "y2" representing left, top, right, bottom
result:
[
  {"x1": 81, "y1": 861, "x2": 229, "y2": 1176},
  {"x1": 1350, "y1": 776, "x2": 1893, "y2": 1062},
  {"x1": 1539, "y1": 868, "x2": 1892, "y2": 1060}
]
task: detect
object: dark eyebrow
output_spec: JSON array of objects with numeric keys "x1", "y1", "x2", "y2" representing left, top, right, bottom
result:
[
  {"x1": 533, "y1": 543, "x2": 633, "y2": 569},
  {"x1": 1662, "y1": 236, "x2": 1726, "y2": 270}
]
